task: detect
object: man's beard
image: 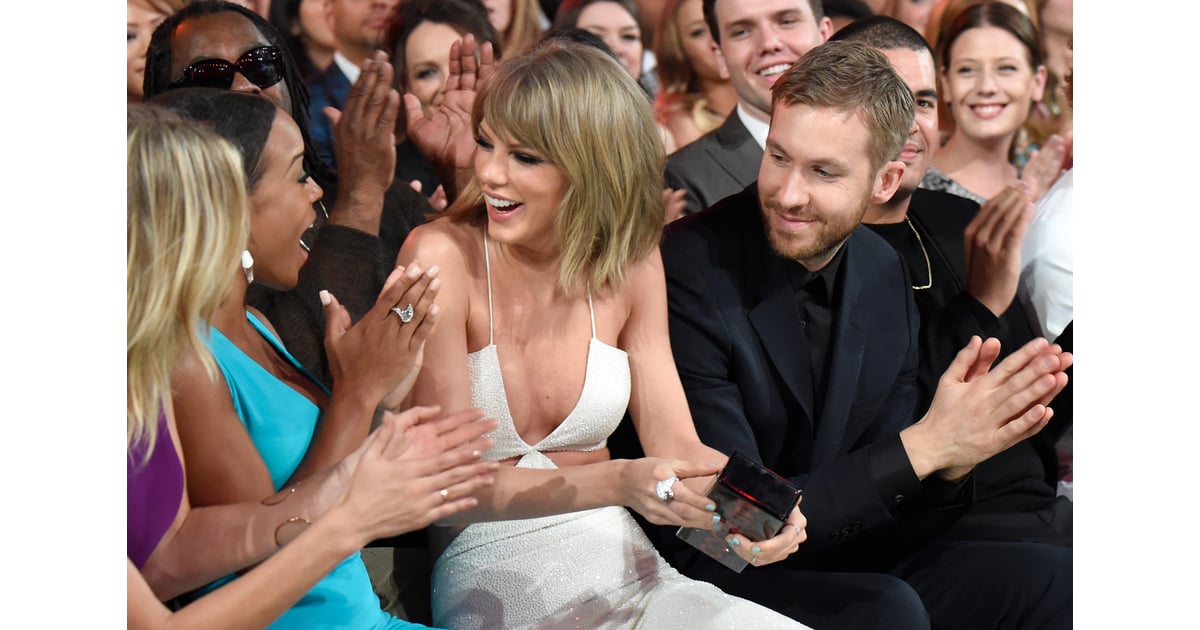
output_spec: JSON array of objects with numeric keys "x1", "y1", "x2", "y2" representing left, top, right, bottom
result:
[{"x1": 761, "y1": 201, "x2": 865, "y2": 268}]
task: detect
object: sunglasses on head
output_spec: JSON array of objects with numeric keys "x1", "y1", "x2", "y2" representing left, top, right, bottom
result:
[{"x1": 170, "y1": 46, "x2": 285, "y2": 90}]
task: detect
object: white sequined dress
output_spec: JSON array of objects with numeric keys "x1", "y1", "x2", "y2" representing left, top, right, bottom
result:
[{"x1": 429, "y1": 232, "x2": 808, "y2": 629}]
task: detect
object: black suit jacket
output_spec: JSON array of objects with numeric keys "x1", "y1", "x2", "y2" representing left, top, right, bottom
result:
[
  {"x1": 656, "y1": 185, "x2": 971, "y2": 573},
  {"x1": 664, "y1": 111, "x2": 763, "y2": 216},
  {"x1": 305, "y1": 62, "x2": 352, "y2": 170}
]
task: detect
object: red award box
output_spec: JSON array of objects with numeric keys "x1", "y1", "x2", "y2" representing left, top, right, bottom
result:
[{"x1": 676, "y1": 452, "x2": 802, "y2": 573}]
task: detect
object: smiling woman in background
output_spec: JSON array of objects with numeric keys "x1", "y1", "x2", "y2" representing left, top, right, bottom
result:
[
  {"x1": 384, "y1": 0, "x2": 501, "y2": 197},
  {"x1": 922, "y1": 2, "x2": 1063, "y2": 203},
  {"x1": 652, "y1": 0, "x2": 736, "y2": 152},
  {"x1": 554, "y1": 0, "x2": 657, "y2": 97}
]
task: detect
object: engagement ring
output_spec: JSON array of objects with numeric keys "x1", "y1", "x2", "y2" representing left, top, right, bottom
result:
[{"x1": 392, "y1": 303, "x2": 415, "y2": 323}]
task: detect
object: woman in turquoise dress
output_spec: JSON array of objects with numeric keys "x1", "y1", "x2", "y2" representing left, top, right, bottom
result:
[
  {"x1": 127, "y1": 104, "x2": 498, "y2": 629},
  {"x1": 154, "y1": 88, "x2": 496, "y2": 629}
]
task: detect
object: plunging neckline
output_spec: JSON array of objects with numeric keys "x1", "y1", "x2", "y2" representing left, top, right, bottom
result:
[{"x1": 465, "y1": 228, "x2": 629, "y2": 454}]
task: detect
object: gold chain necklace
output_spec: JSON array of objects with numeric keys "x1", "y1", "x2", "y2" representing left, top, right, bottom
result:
[{"x1": 905, "y1": 216, "x2": 932, "y2": 290}]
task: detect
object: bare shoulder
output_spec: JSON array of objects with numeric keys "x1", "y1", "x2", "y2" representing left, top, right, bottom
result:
[
  {"x1": 614, "y1": 248, "x2": 668, "y2": 336},
  {"x1": 621, "y1": 248, "x2": 666, "y2": 300},
  {"x1": 398, "y1": 217, "x2": 481, "y2": 277},
  {"x1": 169, "y1": 346, "x2": 238, "y2": 446},
  {"x1": 171, "y1": 345, "x2": 228, "y2": 402}
]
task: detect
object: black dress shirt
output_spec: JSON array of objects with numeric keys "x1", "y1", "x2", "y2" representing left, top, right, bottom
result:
[{"x1": 784, "y1": 245, "x2": 846, "y2": 422}]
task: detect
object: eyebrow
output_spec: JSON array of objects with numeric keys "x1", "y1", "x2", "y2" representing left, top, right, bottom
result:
[
  {"x1": 915, "y1": 88, "x2": 937, "y2": 100},
  {"x1": 765, "y1": 138, "x2": 789, "y2": 158},
  {"x1": 290, "y1": 153, "x2": 304, "y2": 171}
]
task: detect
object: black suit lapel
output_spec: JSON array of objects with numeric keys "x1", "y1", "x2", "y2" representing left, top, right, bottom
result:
[
  {"x1": 707, "y1": 114, "x2": 763, "y2": 190},
  {"x1": 811, "y1": 236, "x2": 869, "y2": 467}
]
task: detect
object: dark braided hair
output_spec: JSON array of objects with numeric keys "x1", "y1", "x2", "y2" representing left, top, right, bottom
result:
[{"x1": 143, "y1": 0, "x2": 333, "y2": 184}]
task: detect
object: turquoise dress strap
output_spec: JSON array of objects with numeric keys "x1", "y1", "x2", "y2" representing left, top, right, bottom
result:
[{"x1": 245, "y1": 311, "x2": 332, "y2": 396}]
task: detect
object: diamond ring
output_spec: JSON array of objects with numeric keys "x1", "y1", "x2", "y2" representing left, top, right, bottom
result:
[
  {"x1": 655, "y1": 476, "x2": 678, "y2": 502},
  {"x1": 391, "y1": 303, "x2": 415, "y2": 323}
]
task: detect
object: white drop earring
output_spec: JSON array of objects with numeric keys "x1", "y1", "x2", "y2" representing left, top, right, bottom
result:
[{"x1": 241, "y1": 250, "x2": 255, "y2": 284}]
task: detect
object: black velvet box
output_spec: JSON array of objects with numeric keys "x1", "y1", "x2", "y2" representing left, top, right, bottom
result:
[{"x1": 676, "y1": 452, "x2": 802, "y2": 572}]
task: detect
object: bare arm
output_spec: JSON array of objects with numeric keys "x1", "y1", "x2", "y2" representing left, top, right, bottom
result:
[
  {"x1": 129, "y1": 513, "x2": 360, "y2": 630},
  {"x1": 131, "y1": 410, "x2": 498, "y2": 627},
  {"x1": 621, "y1": 251, "x2": 728, "y2": 472},
  {"x1": 622, "y1": 250, "x2": 807, "y2": 566},
  {"x1": 141, "y1": 397, "x2": 497, "y2": 600}
]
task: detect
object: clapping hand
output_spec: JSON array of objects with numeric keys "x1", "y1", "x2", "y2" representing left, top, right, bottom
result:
[
  {"x1": 662, "y1": 187, "x2": 687, "y2": 224},
  {"x1": 404, "y1": 34, "x2": 495, "y2": 202},
  {"x1": 322, "y1": 261, "x2": 440, "y2": 409},
  {"x1": 963, "y1": 182, "x2": 1035, "y2": 316},
  {"x1": 911, "y1": 336, "x2": 1071, "y2": 482},
  {"x1": 338, "y1": 406, "x2": 500, "y2": 542},
  {"x1": 1021, "y1": 133, "x2": 1071, "y2": 200},
  {"x1": 324, "y1": 51, "x2": 401, "y2": 230},
  {"x1": 410, "y1": 180, "x2": 449, "y2": 211}
]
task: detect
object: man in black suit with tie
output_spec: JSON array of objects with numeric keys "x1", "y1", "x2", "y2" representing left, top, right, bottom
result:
[
  {"x1": 655, "y1": 40, "x2": 1073, "y2": 629},
  {"x1": 664, "y1": 0, "x2": 832, "y2": 216}
]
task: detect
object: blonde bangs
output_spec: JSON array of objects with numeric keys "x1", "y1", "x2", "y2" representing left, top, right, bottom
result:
[{"x1": 455, "y1": 42, "x2": 665, "y2": 294}]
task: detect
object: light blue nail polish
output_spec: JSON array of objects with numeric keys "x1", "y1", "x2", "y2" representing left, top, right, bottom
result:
[
  {"x1": 712, "y1": 515, "x2": 721, "y2": 522},
  {"x1": 727, "y1": 537, "x2": 740, "y2": 547},
  {"x1": 712, "y1": 523, "x2": 721, "y2": 530},
  {"x1": 752, "y1": 546, "x2": 761, "y2": 554},
  {"x1": 706, "y1": 503, "x2": 716, "y2": 511}
]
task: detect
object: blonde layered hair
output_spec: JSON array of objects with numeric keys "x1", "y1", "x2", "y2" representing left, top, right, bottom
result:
[
  {"x1": 653, "y1": 0, "x2": 700, "y2": 116},
  {"x1": 127, "y1": 105, "x2": 249, "y2": 459},
  {"x1": 501, "y1": 0, "x2": 546, "y2": 56},
  {"x1": 446, "y1": 40, "x2": 665, "y2": 293}
]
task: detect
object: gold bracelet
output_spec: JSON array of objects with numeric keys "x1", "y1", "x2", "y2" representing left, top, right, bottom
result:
[{"x1": 274, "y1": 516, "x2": 312, "y2": 548}]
